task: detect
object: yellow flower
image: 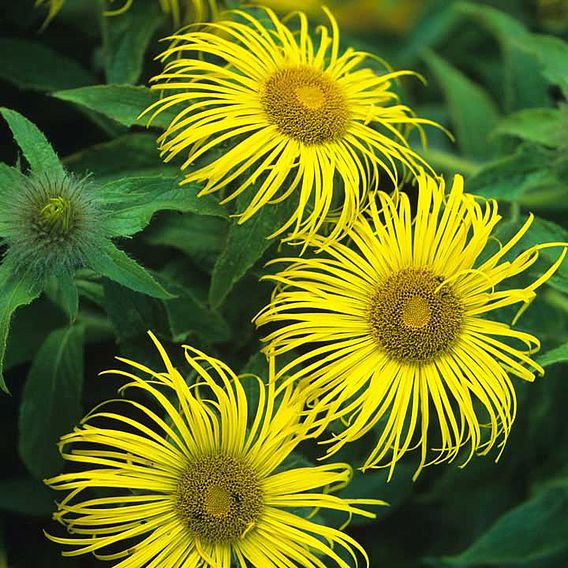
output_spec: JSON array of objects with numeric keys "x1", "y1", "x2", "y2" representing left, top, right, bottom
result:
[
  {"x1": 255, "y1": 172, "x2": 567, "y2": 479},
  {"x1": 35, "y1": 0, "x2": 217, "y2": 28},
  {"x1": 143, "y1": 8, "x2": 439, "y2": 243},
  {"x1": 45, "y1": 333, "x2": 383, "y2": 567}
]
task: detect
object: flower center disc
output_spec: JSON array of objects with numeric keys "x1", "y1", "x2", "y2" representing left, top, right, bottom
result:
[
  {"x1": 369, "y1": 268, "x2": 463, "y2": 362},
  {"x1": 176, "y1": 454, "x2": 263, "y2": 544},
  {"x1": 261, "y1": 66, "x2": 349, "y2": 145}
]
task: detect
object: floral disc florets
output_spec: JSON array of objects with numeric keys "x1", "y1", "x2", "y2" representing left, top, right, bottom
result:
[
  {"x1": 369, "y1": 268, "x2": 463, "y2": 362},
  {"x1": 261, "y1": 66, "x2": 349, "y2": 145},
  {"x1": 1, "y1": 171, "x2": 103, "y2": 279},
  {"x1": 176, "y1": 454, "x2": 263, "y2": 544}
]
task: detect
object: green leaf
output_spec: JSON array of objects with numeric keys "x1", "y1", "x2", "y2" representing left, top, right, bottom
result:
[
  {"x1": 52, "y1": 85, "x2": 174, "y2": 129},
  {"x1": 103, "y1": 280, "x2": 170, "y2": 342},
  {"x1": 0, "y1": 38, "x2": 94, "y2": 92},
  {"x1": 493, "y1": 108, "x2": 568, "y2": 148},
  {"x1": 441, "y1": 484, "x2": 568, "y2": 565},
  {"x1": 100, "y1": 176, "x2": 227, "y2": 237},
  {"x1": 0, "y1": 477, "x2": 57, "y2": 516},
  {"x1": 18, "y1": 324, "x2": 85, "y2": 479},
  {"x1": 467, "y1": 145, "x2": 555, "y2": 202},
  {"x1": 209, "y1": 196, "x2": 295, "y2": 308},
  {"x1": 422, "y1": 49, "x2": 500, "y2": 160},
  {"x1": 3, "y1": 298, "x2": 66, "y2": 372},
  {"x1": 456, "y1": 3, "x2": 550, "y2": 111},
  {"x1": 87, "y1": 241, "x2": 173, "y2": 299},
  {"x1": 74, "y1": 269, "x2": 105, "y2": 307},
  {"x1": 144, "y1": 213, "x2": 228, "y2": 268},
  {"x1": 0, "y1": 165, "x2": 27, "y2": 235},
  {"x1": 101, "y1": 2, "x2": 164, "y2": 84},
  {"x1": 164, "y1": 280, "x2": 231, "y2": 344},
  {"x1": 0, "y1": 264, "x2": 42, "y2": 393},
  {"x1": 520, "y1": 34, "x2": 568, "y2": 98},
  {"x1": 101, "y1": 0, "x2": 164, "y2": 84},
  {"x1": 416, "y1": 147, "x2": 480, "y2": 178},
  {"x1": 64, "y1": 133, "x2": 166, "y2": 179},
  {"x1": 399, "y1": 3, "x2": 463, "y2": 66},
  {"x1": 45, "y1": 272, "x2": 79, "y2": 322},
  {"x1": 537, "y1": 343, "x2": 568, "y2": 368},
  {"x1": 0, "y1": 108, "x2": 64, "y2": 177}
]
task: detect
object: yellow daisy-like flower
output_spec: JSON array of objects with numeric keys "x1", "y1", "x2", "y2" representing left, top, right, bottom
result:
[
  {"x1": 35, "y1": 0, "x2": 217, "y2": 28},
  {"x1": 45, "y1": 332, "x2": 383, "y2": 567},
  {"x1": 143, "y1": 8, "x2": 438, "y2": 242},
  {"x1": 255, "y1": 172, "x2": 567, "y2": 479}
]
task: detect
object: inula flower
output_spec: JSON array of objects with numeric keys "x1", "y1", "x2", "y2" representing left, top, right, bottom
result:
[
  {"x1": 0, "y1": 171, "x2": 104, "y2": 280},
  {"x1": 255, "y1": 172, "x2": 567, "y2": 479},
  {"x1": 46, "y1": 333, "x2": 383, "y2": 566},
  {"x1": 143, "y1": 8, "x2": 438, "y2": 243}
]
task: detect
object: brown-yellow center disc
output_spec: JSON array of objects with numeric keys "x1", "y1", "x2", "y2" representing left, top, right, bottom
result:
[
  {"x1": 369, "y1": 268, "x2": 463, "y2": 363},
  {"x1": 261, "y1": 66, "x2": 349, "y2": 145},
  {"x1": 176, "y1": 454, "x2": 263, "y2": 544}
]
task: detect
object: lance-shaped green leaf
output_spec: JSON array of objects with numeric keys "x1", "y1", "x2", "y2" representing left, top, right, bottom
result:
[
  {"x1": 144, "y1": 213, "x2": 228, "y2": 269},
  {"x1": 422, "y1": 49, "x2": 500, "y2": 160},
  {"x1": 52, "y1": 85, "x2": 175, "y2": 129},
  {"x1": 87, "y1": 241, "x2": 173, "y2": 299},
  {"x1": 103, "y1": 280, "x2": 170, "y2": 342},
  {"x1": 164, "y1": 279, "x2": 231, "y2": 344},
  {"x1": 519, "y1": 33, "x2": 568, "y2": 98},
  {"x1": 64, "y1": 133, "x2": 165, "y2": 179},
  {"x1": 3, "y1": 299, "x2": 66, "y2": 373},
  {"x1": 0, "y1": 38, "x2": 94, "y2": 92},
  {"x1": 18, "y1": 324, "x2": 85, "y2": 479},
  {"x1": 467, "y1": 144, "x2": 556, "y2": 202},
  {"x1": 45, "y1": 271, "x2": 79, "y2": 322},
  {"x1": 537, "y1": 343, "x2": 568, "y2": 368},
  {"x1": 493, "y1": 108, "x2": 568, "y2": 148},
  {"x1": 0, "y1": 108, "x2": 64, "y2": 177},
  {"x1": 101, "y1": 176, "x2": 226, "y2": 237},
  {"x1": 101, "y1": 0, "x2": 164, "y2": 85},
  {"x1": 0, "y1": 165, "x2": 27, "y2": 237},
  {"x1": 0, "y1": 263, "x2": 42, "y2": 393},
  {"x1": 209, "y1": 194, "x2": 296, "y2": 308},
  {"x1": 441, "y1": 483, "x2": 568, "y2": 565}
]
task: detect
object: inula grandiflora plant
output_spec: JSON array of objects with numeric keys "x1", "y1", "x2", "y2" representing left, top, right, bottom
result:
[{"x1": 2, "y1": 1, "x2": 568, "y2": 566}]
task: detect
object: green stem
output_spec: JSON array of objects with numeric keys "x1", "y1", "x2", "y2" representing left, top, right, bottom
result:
[{"x1": 416, "y1": 147, "x2": 480, "y2": 176}]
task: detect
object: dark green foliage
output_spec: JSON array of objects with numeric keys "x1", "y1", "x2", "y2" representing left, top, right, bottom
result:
[
  {"x1": 18, "y1": 325, "x2": 85, "y2": 479},
  {"x1": 53, "y1": 85, "x2": 176, "y2": 129},
  {"x1": 0, "y1": 38, "x2": 94, "y2": 92}
]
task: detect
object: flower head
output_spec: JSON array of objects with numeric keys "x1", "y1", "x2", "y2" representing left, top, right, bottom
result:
[
  {"x1": 255, "y1": 172, "x2": 567, "y2": 479},
  {"x1": 45, "y1": 333, "x2": 383, "y2": 566},
  {"x1": 143, "y1": 8, "x2": 438, "y2": 243},
  {"x1": 0, "y1": 171, "x2": 105, "y2": 281}
]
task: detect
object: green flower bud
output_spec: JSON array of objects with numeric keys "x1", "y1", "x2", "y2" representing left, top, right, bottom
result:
[{"x1": 1, "y1": 171, "x2": 105, "y2": 280}]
